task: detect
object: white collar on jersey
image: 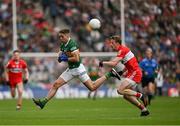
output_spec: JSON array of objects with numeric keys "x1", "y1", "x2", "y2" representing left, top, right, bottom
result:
[{"x1": 65, "y1": 37, "x2": 71, "y2": 47}]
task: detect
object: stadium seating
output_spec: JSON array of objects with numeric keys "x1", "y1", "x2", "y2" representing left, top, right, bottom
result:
[{"x1": 0, "y1": 0, "x2": 179, "y2": 93}]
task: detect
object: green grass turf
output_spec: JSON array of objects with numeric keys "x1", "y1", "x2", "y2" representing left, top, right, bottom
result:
[{"x1": 0, "y1": 97, "x2": 180, "y2": 125}]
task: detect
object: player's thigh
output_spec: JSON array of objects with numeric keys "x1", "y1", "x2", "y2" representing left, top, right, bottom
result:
[
  {"x1": 117, "y1": 79, "x2": 130, "y2": 91},
  {"x1": 147, "y1": 77, "x2": 155, "y2": 89},
  {"x1": 79, "y1": 72, "x2": 90, "y2": 83},
  {"x1": 148, "y1": 82, "x2": 155, "y2": 91},
  {"x1": 117, "y1": 78, "x2": 136, "y2": 91},
  {"x1": 79, "y1": 73, "x2": 92, "y2": 90},
  {"x1": 56, "y1": 69, "x2": 73, "y2": 88},
  {"x1": 54, "y1": 77, "x2": 68, "y2": 88},
  {"x1": 59, "y1": 68, "x2": 73, "y2": 83},
  {"x1": 74, "y1": 64, "x2": 90, "y2": 83}
]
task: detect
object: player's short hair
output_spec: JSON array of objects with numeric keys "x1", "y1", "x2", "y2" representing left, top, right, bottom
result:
[
  {"x1": 109, "y1": 35, "x2": 122, "y2": 44},
  {"x1": 59, "y1": 29, "x2": 70, "y2": 34},
  {"x1": 13, "y1": 50, "x2": 20, "y2": 54},
  {"x1": 146, "y1": 47, "x2": 152, "y2": 53}
]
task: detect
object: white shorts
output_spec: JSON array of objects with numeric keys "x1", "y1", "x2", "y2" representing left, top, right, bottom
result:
[
  {"x1": 119, "y1": 78, "x2": 137, "y2": 89},
  {"x1": 59, "y1": 64, "x2": 90, "y2": 83}
]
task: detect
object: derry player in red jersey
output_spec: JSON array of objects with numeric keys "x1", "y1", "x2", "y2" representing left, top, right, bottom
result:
[
  {"x1": 99, "y1": 35, "x2": 149, "y2": 116},
  {"x1": 5, "y1": 50, "x2": 29, "y2": 110}
]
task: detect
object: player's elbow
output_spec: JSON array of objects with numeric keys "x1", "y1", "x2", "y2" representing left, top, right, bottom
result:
[{"x1": 74, "y1": 57, "x2": 80, "y2": 62}]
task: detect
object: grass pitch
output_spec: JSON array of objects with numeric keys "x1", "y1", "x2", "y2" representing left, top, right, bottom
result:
[{"x1": 0, "y1": 97, "x2": 180, "y2": 125}]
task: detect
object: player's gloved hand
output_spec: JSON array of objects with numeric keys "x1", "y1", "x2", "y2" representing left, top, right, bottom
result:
[
  {"x1": 118, "y1": 71, "x2": 123, "y2": 76},
  {"x1": 99, "y1": 61, "x2": 103, "y2": 67},
  {"x1": 58, "y1": 53, "x2": 68, "y2": 63},
  {"x1": 23, "y1": 79, "x2": 28, "y2": 84}
]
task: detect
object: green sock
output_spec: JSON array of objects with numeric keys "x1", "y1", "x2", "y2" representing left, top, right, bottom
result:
[
  {"x1": 105, "y1": 72, "x2": 112, "y2": 79},
  {"x1": 41, "y1": 98, "x2": 48, "y2": 104}
]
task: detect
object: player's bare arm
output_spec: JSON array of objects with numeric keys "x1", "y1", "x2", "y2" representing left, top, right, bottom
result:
[
  {"x1": 24, "y1": 68, "x2": 29, "y2": 80},
  {"x1": 67, "y1": 49, "x2": 80, "y2": 62},
  {"x1": 102, "y1": 57, "x2": 122, "y2": 67},
  {"x1": 4, "y1": 67, "x2": 9, "y2": 81}
]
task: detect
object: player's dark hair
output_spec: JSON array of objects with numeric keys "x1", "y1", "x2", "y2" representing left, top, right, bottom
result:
[
  {"x1": 13, "y1": 50, "x2": 20, "y2": 54},
  {"x1": 109, "y1": 35, "x2": 122, "y2": 44},
  {"x1": 59, "y1": 29, "x2": 70, "y2": 34}
]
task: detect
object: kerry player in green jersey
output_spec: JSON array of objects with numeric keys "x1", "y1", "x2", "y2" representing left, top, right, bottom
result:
[{"x1": 32, "y1": 29, "x2": 120, "y2": 109}]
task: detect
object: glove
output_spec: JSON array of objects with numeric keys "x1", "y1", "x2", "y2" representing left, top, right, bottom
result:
[
  {"x1": 23, "y1": 79, "x2": 28, "y2": 84},
  {"x1": 99, "y1": 61, "x2": 103, "y2": 67},
  {"x1": 58, "y1": 53, "x2": 68, "y2": 62},
  {"x1": 118, "y1": 71, "x2": 123, "y2": 76}
]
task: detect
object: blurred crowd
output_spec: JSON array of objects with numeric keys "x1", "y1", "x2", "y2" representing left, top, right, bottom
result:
[{"x1": 0, "y1": 0, "x2": 179, "y2": 90}]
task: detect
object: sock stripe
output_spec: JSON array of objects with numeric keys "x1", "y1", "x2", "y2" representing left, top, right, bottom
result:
[
  {"x1": 135, "y1": 92, "x2": 141, "y2": 98},
  {"x1": 138, "y1": 103, "x2": 145, "y2": 110}
]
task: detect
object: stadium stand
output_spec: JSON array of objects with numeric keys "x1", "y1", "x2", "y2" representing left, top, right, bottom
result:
[{"x1": 0, "y1": 0, "x2": 179, "y2": 95}]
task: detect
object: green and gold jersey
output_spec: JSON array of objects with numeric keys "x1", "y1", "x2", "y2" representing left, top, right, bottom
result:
[{"x1": 60, "y1": 39, "x2": 81, "y2": 69}]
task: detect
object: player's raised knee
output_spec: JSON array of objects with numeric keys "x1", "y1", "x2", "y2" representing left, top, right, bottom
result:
[
  {"x1": 117, "y1": 89, "x2": 124, "y2": 95},
  {"x1": 89, "y1": 86, "x2": 96, "y2": 91},
  {"x1": 53, "y1": 81, "x2": 61, "y2": 89}
]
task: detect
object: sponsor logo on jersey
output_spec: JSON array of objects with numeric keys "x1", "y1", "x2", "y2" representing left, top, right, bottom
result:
[
  {"x1": 122, "y1": 51, "x2": 134, "y2": 64},
  {"x1": 9, "y1": 68, "x2": 22, "y2": 73}
]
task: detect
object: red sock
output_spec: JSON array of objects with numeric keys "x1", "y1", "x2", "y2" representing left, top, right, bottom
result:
[
  {"x1": 138, "y1": 103, "x2": 145, "y2": 110},
  {"x1": 135, "y1": 92, "x2": 141, "y2": 98}
]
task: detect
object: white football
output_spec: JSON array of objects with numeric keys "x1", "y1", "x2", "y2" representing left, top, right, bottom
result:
[{"x1": 89, "y1": 18, "x2": 101, "y2": 29}]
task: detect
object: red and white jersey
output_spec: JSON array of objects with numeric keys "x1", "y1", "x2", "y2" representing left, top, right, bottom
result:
[
  {"x1": 117, "y1": 45, "x2": 142, "y2": 83},
  {"x1": 6, "y1": 59, "x2": 27, "y2": 84}
]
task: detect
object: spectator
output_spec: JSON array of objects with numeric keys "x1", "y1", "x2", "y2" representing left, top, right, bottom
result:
[
  {"x1": 155, "y1": 68, "x2": 164, "y2": 96},
  {"x1": 0, "y1": 0, "x2": 179, "y2": 90}
]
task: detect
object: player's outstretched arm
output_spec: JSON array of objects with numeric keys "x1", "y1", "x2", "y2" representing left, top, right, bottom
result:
[{"x1": 99, "y1": 57, "x2": 122, "y2": 67}]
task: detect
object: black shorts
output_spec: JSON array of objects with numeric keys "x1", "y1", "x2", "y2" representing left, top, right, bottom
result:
[{"x1": 141, "y1": 76, "x2": 155, "y2": 88}]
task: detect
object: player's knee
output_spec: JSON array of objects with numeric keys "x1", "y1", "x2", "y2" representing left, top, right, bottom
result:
[
  {"x1": 117, "y1": 89, "x2": 124, "y2": 95},
  {"x1": 124, "y1": 89, "x2": 131, "y2": 93},
  {"x1": 53, "y1": 81, "x2": 61, "y2": 89},
  {"x1": 18, "y1": 91, "x2": 23, "y2": 96},
  {"x1": 123, "y1": 94, "x2": 128, "y2": 99},
  {"x1": 89, "y1": 89, "x2": 94, "y2": 91},
  {"x1": 53, "y1": 83, "x2": 59, "y2": 89},
  {"x1": 89, "y1": 86, "x2": 96, "y2": 91}
]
